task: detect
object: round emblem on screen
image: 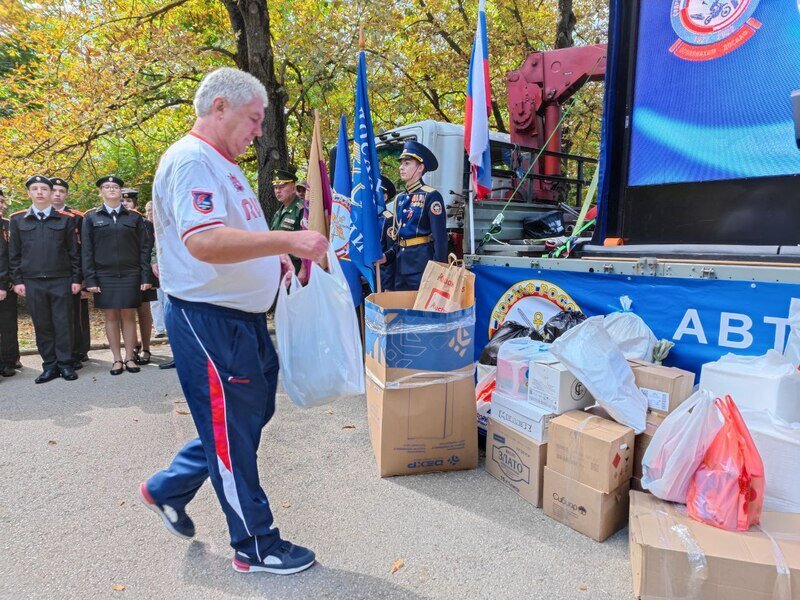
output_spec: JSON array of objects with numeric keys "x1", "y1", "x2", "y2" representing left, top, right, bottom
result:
[
  {"x1": 671, "y1": 0, "x2": 760, "y2": 46},
  {"x1": 488, "y1": 279, "x2": 581, "y2": 339}
]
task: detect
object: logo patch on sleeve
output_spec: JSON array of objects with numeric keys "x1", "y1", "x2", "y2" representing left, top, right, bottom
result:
[
  {"x1": 430, "y1": 201, "x2": 443, "y2": 216},
  {"x1": 191, "y1": 190, "x2": 214, "y2": 214}
]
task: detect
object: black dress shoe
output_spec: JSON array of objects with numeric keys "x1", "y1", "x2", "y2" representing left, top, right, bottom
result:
[
  {"x1": 1, "y1": 366, "x2": 16, "y2": 377},
  {"x1": 35, "y1": 368, "x2": 60, "y2": 384},
  {"x1": 125, "y1": 360, "x2": 141, "y2": 374},
  {"x1": 78, "y1": 353, "x2": 89, "y2": 362},
  {"x1": 15, "y1": 361, "x2": 22, "y2": 369},
  {"x1": 72, "y1": 361, "x2": 84, "y2": 371},
  {"x1": 60, "y1": 366, "x2": 78, "y2": 381},
  {"x1": 158, "y1": 360, "x2": 176, "y2": 370}
]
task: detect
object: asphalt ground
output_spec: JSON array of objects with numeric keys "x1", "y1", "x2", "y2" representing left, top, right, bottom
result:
[{"x1": 0, "y1": 348, "x2": 633, "y2": 599}]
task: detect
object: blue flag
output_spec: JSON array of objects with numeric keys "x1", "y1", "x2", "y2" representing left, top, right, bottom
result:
[
  {"x1": 330, "y1": 115, "x2": 364, "y2": 307},
  {"x1": 349, "y1": 50, "x2": 384, "y2": 292}
]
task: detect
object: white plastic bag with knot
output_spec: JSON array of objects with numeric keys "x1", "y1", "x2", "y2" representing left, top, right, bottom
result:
[
  {"x1": 549, "y1": 316, "x2": 648, "y2": 433},
  {"x1": 641, "y1": 389, "x2": 723, "y2": 503},
  {"x1": 603, "y1": 295, "x2": 657, "y2": 362},
  {"x1": 275, "y1": 247, "x2": 364, "y2": 408}
]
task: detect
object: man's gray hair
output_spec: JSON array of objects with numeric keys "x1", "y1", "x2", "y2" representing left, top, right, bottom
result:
[{"x1": 193, "y1": 67, "x2": 269, "y2": 117}]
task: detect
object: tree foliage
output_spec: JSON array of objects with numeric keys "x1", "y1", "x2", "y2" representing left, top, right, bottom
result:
[{"x1": 0, "y1": 0, "x2": 608, "y2": 213}]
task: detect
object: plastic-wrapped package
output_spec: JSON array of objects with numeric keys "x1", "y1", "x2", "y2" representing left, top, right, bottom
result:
[
  {"x1": 641, "y1": 389, "x2": 723, "y2": 503},
  {"x1": 549, "y1": 316, "x2": 648, "y2": 433},
  {"x1": 543, "y1": 310, "x2": 586, "y2": 342},
  {"x1": 495, "y1": 338, "x2": 552, "y2": 399},
  {"x1": 275, "y1": 248, "x2": 364, "y2": 407},
  {"x1": 782, "y1": 297, "x2": 800, "y2": 368},
  {"x1": 479, "y1": 320, "x2": 542, "y2": 366},
  {"x1": 603, "y1": 296, "x2": 657, "y2": 361},
  {"x1": 687, "y1": 396, "x2": 765, "y2": 531}
]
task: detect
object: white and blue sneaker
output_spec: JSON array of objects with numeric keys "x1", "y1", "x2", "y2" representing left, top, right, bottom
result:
[
  {"x1": 138, "y1": 482, "x2": 196, "y2": 539},
  {"x1": 232, "y1": 541, "x2": 316, "y2": 575}
]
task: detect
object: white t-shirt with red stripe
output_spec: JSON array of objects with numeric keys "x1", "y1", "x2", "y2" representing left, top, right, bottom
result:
[{"x1": 152, "y1": 132, "x2": 280, "y2": 313}]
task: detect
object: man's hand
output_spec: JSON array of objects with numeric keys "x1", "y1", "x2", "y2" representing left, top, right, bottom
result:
[
  {"x1": 289, "y1": 230, "x2": 328, "y2": 263},
  {"x1": 141, "y1": 283, "x2": 152, "y2": 291},
  {"x1": 0, "y1": 290, "x2": 6, "y2": 301},
  {"x1": 87, "y1": 286, "x2": 101, "y2": 294},
  {"x1": 13, "y1": 284, "x2": 25, "y2": 297},
  {"x1": 71, "y1": 283, "x2": 81, "y2": 295},
  {"x1": 81, "y1": 291, "x2": 90, "y2": 300},
  {"x1": 152, "y1": 263, "x2": 160, "y2": 278}
]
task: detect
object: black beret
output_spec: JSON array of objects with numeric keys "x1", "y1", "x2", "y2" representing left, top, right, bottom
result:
[
  {"x1": 25, "y1": 175, "x2": 53, "y2": 189},
  {"x1": 380, "y1": 175, "x2": 396, "y2": 200},
  {"x1": 50, "y1": 177, "x2": 69, "y2": 189},
  {"x1": 96, "y1": 175, "x2": 125, "y2": 188}
]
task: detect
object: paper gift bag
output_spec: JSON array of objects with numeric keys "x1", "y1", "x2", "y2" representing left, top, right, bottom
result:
[{"x1": 413, "y1": 254, "x2": 475, "y2": 312}]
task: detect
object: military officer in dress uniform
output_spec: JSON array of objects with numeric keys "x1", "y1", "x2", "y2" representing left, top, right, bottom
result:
[
  {"x1": 269, "y1": 169, "x2": 304, "y2": 273},
  {"x1": 379, "y1": 141, "x2": 448, "y2": 291},
  {"x1": 9, "y1": 175, "x2": 82, "y2": 383},
  {"x1": 0, "y1": 189, "x2": 20, "y2": 377},
  {"x1": 377, "y1": 175, "x2": 397, "y2": 291},
  {"x1": 51, "y1": 177, "x2": 90, "y2": 367}
]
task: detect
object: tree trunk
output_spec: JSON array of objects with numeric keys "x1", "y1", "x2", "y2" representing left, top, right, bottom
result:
[
  {"x1": 555, "y1": 0, "x2": 576, "y2": 49},
  {"x1": 221, "y1": 0, "x2": 289, "y2": 219}
]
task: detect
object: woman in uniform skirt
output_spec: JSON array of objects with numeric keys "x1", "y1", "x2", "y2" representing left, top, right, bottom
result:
[
  {"x1": 82, "y1": 176, "x2": 153, "y2": 375},
  {"x1": 121, "y1": 189, "x2": 157, "y2": 364}
]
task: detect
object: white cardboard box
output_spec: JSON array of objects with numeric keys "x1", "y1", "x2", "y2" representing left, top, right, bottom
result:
[
  {"x1": 528, "y1": 359, "x2": 594, "y2": 415},
  {"x1": 491, "y1": 389, "x2": 555, "y2": 442}
]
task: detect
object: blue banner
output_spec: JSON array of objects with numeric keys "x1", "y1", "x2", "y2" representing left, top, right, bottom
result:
[{"x1": 473, "y1": 264, "x2": 800, "y2": 376}]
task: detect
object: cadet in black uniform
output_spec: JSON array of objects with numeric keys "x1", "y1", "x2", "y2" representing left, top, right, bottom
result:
[
  {"x1": 9, "y1": 176, "x2": 82, "y2": 383},
  {"x1": 0, "y1": 189, "x2": 20, "y2": 377},
  {"x1": 377, "y1": 175, "x2": 397, "y2": 292},
  {"x1": 380, "y1": 141, "x2": 448, "y2": 291},
  {"x1": 51, "y1": 177, "x2": 91, "y2": 367},
  {"x1": 82, "y1": 176, "x2": 153, "y2": 376},
  {"x1": 121, "y1": 188, "x2": 156, "y2": 365}
]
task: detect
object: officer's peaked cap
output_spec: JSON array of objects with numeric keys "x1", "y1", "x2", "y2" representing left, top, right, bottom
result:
[{"x1": 399, "y1": 140, "x2": 438, "y2": 172}]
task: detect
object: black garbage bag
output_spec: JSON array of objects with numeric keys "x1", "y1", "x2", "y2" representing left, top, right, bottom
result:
[
  {"x1": 543, "y1": 310, "x2": 586, "y2": 342},
  {"x1": 479, "y1": 320, "x2": 543, "y2": 366},
  {"x1": 522, "y1": 211, "x2": 565, "y2": 239}
]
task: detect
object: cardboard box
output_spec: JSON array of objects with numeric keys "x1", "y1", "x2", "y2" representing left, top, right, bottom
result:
[
  {"x1": 633, "y1": 364, "x2": 694, "y2": 415},
  {"x1": 366, "y1": 375, "x2": 478, "y2": 477},
  {"x1": 542, "y1": 467, "x2": 630, "y2": 542},
  {"x1": 632, "y1": 416, "x2": 660, "y2": 480},
  {"x1": 364, "y1": 291, "x2": 475, "y2": 387},
  {"x1": 630, "y1": 491, "x2": 800, "y2": 600},
  {"x1": 548, "y1": 411, "x2": 635, "y2": 493},
  {"x1": 527, "y1": 359, "x2": 594, "y2": 415},
  {"x1": 485, "y1": 418, "x2": 548, "y2": 508},
  {"x1": 491, "y1": 389, "x2": 555, "y2": 442}
]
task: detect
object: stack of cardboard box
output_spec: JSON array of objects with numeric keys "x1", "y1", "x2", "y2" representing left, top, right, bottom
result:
[
  {"x1": 364, "y1": 291, "x2": 478, "y2": 477},
  {"x1": 485, "y1": 356, "x2": 594, "y2": 508},
  {"x1": 542, "y1": 411, "x2": 635, "y2": 542}
]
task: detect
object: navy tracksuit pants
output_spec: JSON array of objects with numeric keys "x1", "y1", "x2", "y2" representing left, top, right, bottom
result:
[{"x1": 147, "y1": 296, "x2": 281, "y2": 560}]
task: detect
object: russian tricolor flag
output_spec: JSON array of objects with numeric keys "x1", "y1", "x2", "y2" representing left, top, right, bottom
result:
[{"x1": 465, "y1": 0, "x2": 492, "y2": 199}]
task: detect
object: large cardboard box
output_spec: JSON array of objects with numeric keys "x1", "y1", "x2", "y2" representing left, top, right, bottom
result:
[
  {"x1": 548, "y1": 411, "x2": 635, "y2": 493},
  {"x1": 485, "y1": 418, "x2": 548, "y2": 508},
  {"x1": 365, "y1": 291, "x2": 475, "y2": 387},
  {"x1": 632, "y1": 416, "x2": 660, "y2": 480},
  {"x1": 633, "y1": 364, "x2": 694, "y2": 415},
  {"x1": 542, "y1": 467, "x2": 630, "y2": 542},
  {"x1": 491, "y1": 389, "x2": 555, "y2": 442},
  {"x1": 366, "y1": 375, "x2": 478, "y2": 477},
  {"x1": 630, "y1": 491, "x2": 800, "y2": 600},
  {"x1": 528, "y1": 359, "x2": 594, "y2": 414}
]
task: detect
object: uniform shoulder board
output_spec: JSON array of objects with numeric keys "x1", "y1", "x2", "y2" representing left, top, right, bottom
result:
[
  {"x1": 85, "y1": 207, "x2": 98, "y2": 215},
  {"x1": 421, "y1": 185, "x2": 435, "y2": 193},
  {"x1": 9, "y1": 209, "x2": 27, "y2": 218},
  {"x1": 129, "y1": 208, "x2": 143, "y2": 216},
  {"x1": 57, "y1": 210, "x2": 74, "y2": 217},
  {"x1": 69, "y1": 208, "x2": 85, "y2": 217}
]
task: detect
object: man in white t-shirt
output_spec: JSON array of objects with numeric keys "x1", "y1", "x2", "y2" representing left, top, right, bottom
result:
[{"x1": 140, "y1": 67, "x2": 327, "y2": 576}]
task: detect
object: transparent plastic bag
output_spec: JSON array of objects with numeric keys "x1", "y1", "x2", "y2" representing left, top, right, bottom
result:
[
  {"x1": 275, "y1": 247, "x2": 364, "y2": 407},
  {"x1": 549, "y1": 316, "x2": 648, "y2": 433},
  {"x1": 641, "y1": 389, "x2": 723, "y2": 503},
  {"x1": 687, "y1": 395, "x2": 765, "y2": 531},
  {"x1": 603, "y1": 296, "x2": 657, "y2": 361}
]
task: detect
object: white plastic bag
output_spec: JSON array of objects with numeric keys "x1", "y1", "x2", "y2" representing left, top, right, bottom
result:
[
  {"x1": 275, "y1": 247, "x2": 364, "y2": 407},
  {"x1": 549, "y1": 316, "x2": 648, "y2": 433},
  {"x1": 603, "y1": 295, "x2": 657, "y2": 361},
  {"x1": 641, "y1": 389, "x2": 723, "y2": 503},
  {"x1": 782, "y1": 297, "x2": 800, "y2": 369}
]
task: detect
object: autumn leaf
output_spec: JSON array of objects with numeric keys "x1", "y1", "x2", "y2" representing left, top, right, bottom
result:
[
  {"x1": 174, "y1": 399, "x2": 186, "y2": 404},
  {"x1": 47, "y1": 440, "x2": 57, "y2": 445},
  {"x1": 112, "y1": 584, "x2": 126, "y2": 591},
  {"x1": 281, "y1": 501, "x2": 292, "y2": 508},
  {"x1": 391, "y1": 559, "x2": 404, "y2": 574},
  {"x1": 578, "y1": 585, "x2": 588, "y2": 591},
  {"x1": 342, "y1": 424, "x2": 355, "y2": 429},
  {"x1": 325, "y1": 409, "x2": 334, "y2": 415},
  {"x1": 175, "y1": 409, "x2": 190, "y2": 415}
]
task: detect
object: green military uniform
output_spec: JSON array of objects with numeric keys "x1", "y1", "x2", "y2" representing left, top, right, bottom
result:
[{"x1": 270, "y1": 168, "x2": 304, "y2": 273}]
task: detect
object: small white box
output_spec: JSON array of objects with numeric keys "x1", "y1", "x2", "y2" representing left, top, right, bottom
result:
[
  {"x1": 491, "y1": 389, "x2": 555, "y2": 442},
  {"x1": 527, "y1": 359, "x2": 594, "y2": 415}
]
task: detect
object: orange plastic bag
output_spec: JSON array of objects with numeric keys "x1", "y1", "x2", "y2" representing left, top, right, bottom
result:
[{"x1": 687, "y1": 395, "x2": 765, "y2": 531}]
